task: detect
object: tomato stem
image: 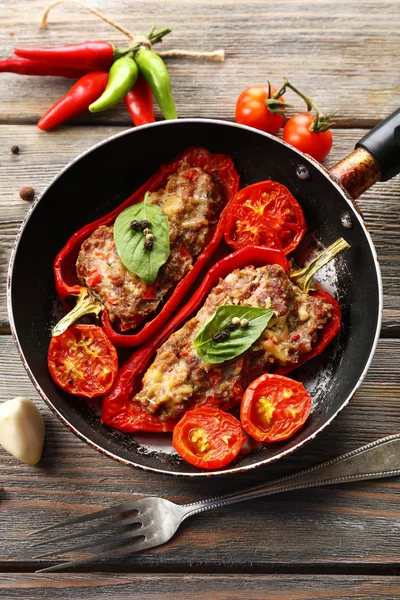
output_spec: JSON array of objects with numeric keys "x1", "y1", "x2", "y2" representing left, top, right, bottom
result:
[
  {"x1": 290, "y1": 238, "x2": 350, "y2": 293},
  {"x1": 268, "y1": 77, "x2": 335, "y2": 133},
  {"x1": 52, "y1": 288, "x2": 103, "y2": 337},
  {"x1": 265, "y1": 80, "x2": 294, "y2": 116}
]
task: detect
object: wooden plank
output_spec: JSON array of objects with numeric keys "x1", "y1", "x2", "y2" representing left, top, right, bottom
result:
[
  {"x1": 1, "y1": 0, "x2": 399, "y2": 125},
  {"x1": 2, "y1": 574, "x2": 400, "y2": 599},
  {"x1": 0, "y1": 335, "x2": 399, "y2": 568},
  {"x1": 0, "y1": 124, "x2": 399, "y2": 330}
]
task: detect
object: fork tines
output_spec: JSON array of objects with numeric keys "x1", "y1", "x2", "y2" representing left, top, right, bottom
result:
[{"x1": 29, "y1": 499, "x2": 152, "y2": 573}]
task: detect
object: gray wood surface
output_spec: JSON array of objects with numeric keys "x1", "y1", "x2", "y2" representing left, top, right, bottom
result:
[
  {"x1": 0, "y1": 0, "x2": 399, "y2": 596},
  {"x1": 1, "y1": 0, "x2": 400, "y2": 125},
  {"x1": 2, "y1": 574, "x2": 400, "y2": 599}
]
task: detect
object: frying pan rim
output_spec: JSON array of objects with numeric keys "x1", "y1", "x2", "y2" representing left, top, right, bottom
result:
[{"x1": 7, "y1": 118, "x2": 383, "y2": 477}]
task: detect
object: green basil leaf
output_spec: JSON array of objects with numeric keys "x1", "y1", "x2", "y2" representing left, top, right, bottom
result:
[
  {"x1": 193, "y1": 305, "x2": 275, "y2": 364},
  {"x1": 113, "y1": 194, "x2": 170, "y2": 285}
]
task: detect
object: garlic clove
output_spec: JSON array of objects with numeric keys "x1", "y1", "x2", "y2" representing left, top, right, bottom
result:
[{"x1": 0, "y1": 397, "x2": 45, "y2": 465}]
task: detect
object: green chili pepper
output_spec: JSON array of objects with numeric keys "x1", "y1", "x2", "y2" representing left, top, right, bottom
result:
[
  {"x1": 134, "y1": 48, "x2": 177, "y2": 120},
  {"x1": 89, "y1": 56, "x2": 138, "y2": 113}
]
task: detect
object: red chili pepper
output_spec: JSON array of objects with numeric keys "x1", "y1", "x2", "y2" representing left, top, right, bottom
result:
[
  {"x1": 124, "y1": 75, "x2": 155, "y2": 126},
  {"x1": 14, "y1": 41, "x2": 115, "y2": 71},
  {"x1": 101, "y1": 247, "x2": 289, "y2": 431},
  {"x1": 53, "y1": 147, "x2": 240, "y2": 346},
  {"x1": 0, "y1": 57, "x2": 89, "y2": 78},
  {"x1": 37, "y1": 71, "x2": 109, "y2": 131},
  {"x1": 102, "y1": 247, "x2": 341, "y2": 433}
]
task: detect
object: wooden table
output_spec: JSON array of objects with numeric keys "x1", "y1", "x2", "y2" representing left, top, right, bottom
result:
[{"x1": 1, "y1": 1, "x2": 400, "y2": 598}]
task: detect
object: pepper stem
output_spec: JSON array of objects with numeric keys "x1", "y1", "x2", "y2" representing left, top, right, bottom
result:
[
  {"x1": 52, "y1": 288, "x2": 103, "y2": 337},
  {"x1": 290, "y1": 238, "x2": 350, "y2": 294},
  {"x1": 266, "y1": 77, "x2": 335, "y2": 132},
  {"x1": 116, "y1": 27, "x2": 172, "y2": 59}
]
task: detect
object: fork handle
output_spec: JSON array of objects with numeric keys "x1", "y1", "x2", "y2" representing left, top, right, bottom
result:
[{"x1": 182, "y1": 434, "x2": 400, "y2": 518}]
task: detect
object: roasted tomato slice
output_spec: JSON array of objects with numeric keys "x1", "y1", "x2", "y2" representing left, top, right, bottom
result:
[
  {"x1": 48, "y1": 324, "x2": 118, "y2": 398},
  {"x1": 172, "y1": 408, "x2": 245, "y2": 469},
  {"x1": 240, "y1": 374, "x2": 311, "y2": 443},
  {"x1": 224, "y1": 181, "x2": 306, "y2": 255}
]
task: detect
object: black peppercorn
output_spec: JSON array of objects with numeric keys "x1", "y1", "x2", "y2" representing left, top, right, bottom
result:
[
  {"x1": 227, "y1": 323, "x2": 236, "y2": 331},
  {"x1": 140, "y1": 220, "x2": 149, "y2": 230},
  {"x1": 144, "y1": 239, "x2": 154, "y2": 250},
  {"x1": 11, "y1": 145, "x2": 19, "y2": 154},
  {"x1": 212, "y1": 329, "x2": 230, "y2": 342},
  {"x1": 130, "y1": 219, "x2": 142, "y2": 231}
]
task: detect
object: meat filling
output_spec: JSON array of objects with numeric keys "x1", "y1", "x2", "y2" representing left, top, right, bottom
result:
[
  {"x1": 134, "y1": 264, "x2": 333, "y2": 420},
  {"x1": 76, "y1": 163, "x2": 223, "y2": 331}
]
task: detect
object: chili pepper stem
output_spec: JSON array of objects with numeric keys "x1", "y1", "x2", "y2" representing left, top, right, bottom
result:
[
  {"x1": 290, "y1": 238, "x2": 350, "y2": 293},
  {"x1": 115, "y1": 27, "x2": 172, "y2": 60},
  {"x1": 268, "y1": 77, "x2": 334, "y2": 132},
  {"x1": 146, "y1": 26, "x2": 172, "y2": 45},
  {"x1": 52, "y1": 288, "x2": 103, "y2": 337}
]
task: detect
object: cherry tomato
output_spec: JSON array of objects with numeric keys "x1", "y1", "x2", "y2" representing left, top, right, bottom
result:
[
  {"x1": 282, "y1": 113, "x2": 333, "y2": 161},
  {"x1": 224, "y1": 180, "x2": 306, "y2": 254},
  {"x1": 240, "y1": 374, "x2": 311, "y2": 443},
  {"x1": 48, "y1": 324, "x2": 118, "y2": 398},
  {"x1": 236, "y1": 86, "x2": 285, "y2": 134},
  {"x1": 172, "y1": 408, "x2": 245, "y2": 469}
]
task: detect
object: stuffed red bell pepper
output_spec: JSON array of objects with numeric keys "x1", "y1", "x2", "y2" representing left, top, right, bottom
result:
[
  {"x1": 52, "y1": 147, "x2": 240, "y2": 347},
  {"x1": 102, "y1": 242, "x2": 347, "y2": 434}
]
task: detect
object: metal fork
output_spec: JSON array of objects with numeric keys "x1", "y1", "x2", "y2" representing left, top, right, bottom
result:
[{"x1": 29, "y1": 434, "x2": 400, "y2": 573}]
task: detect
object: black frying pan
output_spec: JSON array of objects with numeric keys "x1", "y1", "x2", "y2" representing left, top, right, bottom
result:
[{"x1": 7, "y1": 111, "x2": 400, "y2": 476}]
